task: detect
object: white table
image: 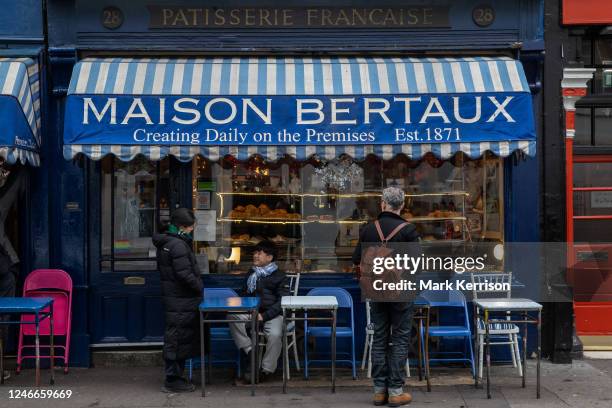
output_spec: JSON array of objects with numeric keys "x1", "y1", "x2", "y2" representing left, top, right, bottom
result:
[
  {"x1": 281, "y1": 296, "x2": 338, "y2": 393},
  {"x1": 474, "y1": 298, "x2": 543, "y2": 399}
]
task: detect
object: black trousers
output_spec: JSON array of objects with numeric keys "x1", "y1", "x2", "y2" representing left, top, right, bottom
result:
[{"x1": 164, "y1": 358, "x2": 186, "y2": 382}]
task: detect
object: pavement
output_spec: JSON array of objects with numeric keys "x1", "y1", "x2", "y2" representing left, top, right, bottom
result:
[{"x1": 1, "y1": 359, "x2": 612, "y2": 407}]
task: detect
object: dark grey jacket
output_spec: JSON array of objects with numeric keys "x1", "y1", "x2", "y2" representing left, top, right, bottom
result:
[{"x1": 239, "y1": 268, "x2": 289, "y2": 322}]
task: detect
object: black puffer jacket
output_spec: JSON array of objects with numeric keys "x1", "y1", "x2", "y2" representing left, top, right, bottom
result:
[
  {"x1": 239, "y1": 268, "x2": 289, "y2": 322},
  {"x1": 153, "y1": 232, "x2": 203, "y2": 361},
  {"x1": 352, "y1": 211, "x2": 420, "y2": 265}
]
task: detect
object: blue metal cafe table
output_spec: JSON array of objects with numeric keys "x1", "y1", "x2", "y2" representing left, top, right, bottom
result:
[
  {"x1": 281, "y1": 296, "x2": 338, "y2": 394},
  {"x1": 199, "y1": 296, "x2": 260, "y2": 397},
  {"x1": 473, "y1": 298, "x2": 543, "y2": 399},
  {"x1": 0, "y1": 297, "x2": 55, "y2": 387}
]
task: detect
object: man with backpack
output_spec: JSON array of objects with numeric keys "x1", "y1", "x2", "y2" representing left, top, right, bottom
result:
[{"x1": 353, "y1": 187, "x2": 419, "y2": 406}]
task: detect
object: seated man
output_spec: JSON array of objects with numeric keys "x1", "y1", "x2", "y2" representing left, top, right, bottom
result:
[{"x1": 229, "y1": 240, "x2": 289, "y2": 381}]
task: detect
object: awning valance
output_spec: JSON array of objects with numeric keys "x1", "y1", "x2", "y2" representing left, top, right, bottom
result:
[
  {"x1": 63, "y1": 57, "x2": 536, "y2": 162},
  {"x1": 0, "y1": 58, "x2": 41, "y2": 166}
]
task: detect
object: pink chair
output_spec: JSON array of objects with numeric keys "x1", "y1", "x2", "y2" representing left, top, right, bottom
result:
[{"x1": 17, "y1": 269, "x2": 73, "y2": 374}]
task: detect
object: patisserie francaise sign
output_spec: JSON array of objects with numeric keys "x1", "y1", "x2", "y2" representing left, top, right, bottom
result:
[{"x1": 63, "y1": 93, "x2": 535, "y2": 146}]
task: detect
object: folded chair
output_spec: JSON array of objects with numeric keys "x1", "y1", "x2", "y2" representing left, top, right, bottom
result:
[
  {"x1": 471, "y1": 272, "x2": 522, "y2": 378},
  {"x1": 257, "y1": 272, "x2": 301, "y2": 379},
  {"x1": 17, "y1": 269, "x2": 73, "y2": 374},
  {"x1": 186, "y1": 288, "x2": 242, "y2": 380},
  {"x1": 419, "y1": 290, "x2": 475, "y2": 378},
  {"x1": 304, "y1": 287, "x2": 357, "y2": 380}
]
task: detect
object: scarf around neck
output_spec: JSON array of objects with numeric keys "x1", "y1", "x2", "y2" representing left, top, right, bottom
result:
[{"x1": 247, "y1": 262, "x2": 278, "y2": 294}]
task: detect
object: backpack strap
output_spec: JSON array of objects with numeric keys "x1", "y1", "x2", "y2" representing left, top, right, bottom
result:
[{"x1": 375, "y1": 220, "x2": 410, "y2": 243}]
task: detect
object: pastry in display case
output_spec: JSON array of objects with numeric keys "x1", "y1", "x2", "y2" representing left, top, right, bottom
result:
[{"x1": 191, "y1": 152, "x2": 504, "y2": 274}]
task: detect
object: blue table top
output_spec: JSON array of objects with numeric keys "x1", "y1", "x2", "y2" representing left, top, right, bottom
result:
[
  {"x1": 0, "y1": 297, "x2": 53, "y2": 313},
  {"x1": 199, "y1": 297, "x2": 260, "y2": 311}
]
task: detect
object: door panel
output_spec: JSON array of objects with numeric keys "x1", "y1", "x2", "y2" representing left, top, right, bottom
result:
[
  {"x1": 572, "y1": 157, "x2": 612, "y2": 339},
  {"x1": 89, "y1": 157, "x2": 181, "y2": 344}
]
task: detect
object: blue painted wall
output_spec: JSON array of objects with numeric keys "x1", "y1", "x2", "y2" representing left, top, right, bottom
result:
[{"x1": 0, "y1": 0, "x2": 43, "y2": 41}]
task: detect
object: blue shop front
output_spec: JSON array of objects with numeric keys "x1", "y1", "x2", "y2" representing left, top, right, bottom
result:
[{"x1": 47, "y1": 0, "x2": 544, "y2": 367}]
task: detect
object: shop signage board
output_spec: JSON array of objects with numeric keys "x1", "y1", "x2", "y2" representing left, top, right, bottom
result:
[
  {"x1": 147, "y1": 6, "x2": 450, "y2": 28},
  {"x1": 64, "y1": 93, "x2": 535, "y2": 147}
]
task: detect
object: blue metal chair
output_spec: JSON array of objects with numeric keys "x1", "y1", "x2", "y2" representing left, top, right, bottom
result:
[
  {"x1": 418, "y1": 290, "x2": 475, "y2": 378},
  {"x1": 304, "y1": 287, "x2": 357, "y2": 380},
  {"x1": 186, "y1": 288, "x2": 242, "y2": 380}
]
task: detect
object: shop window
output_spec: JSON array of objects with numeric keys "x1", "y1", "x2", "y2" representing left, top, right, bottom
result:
[
  {"x1": 191, "y1": 153, "x2": 504, "y2": 275},
  {"x1": 574, "y1": 108, "x2": 592, "y2": 146},
  {"x1": 594, "y1": 108, "x2": 612, "y2": 145},
  {"x1": 101, "y1": 156, "x2": 170, "y2": 271},
  {"x1": 572, "y1": 161, "x2": 612, "y2": 242}
]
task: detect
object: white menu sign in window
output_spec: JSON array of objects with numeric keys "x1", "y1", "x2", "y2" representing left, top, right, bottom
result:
[
  {"x1": 194, "y1": 210, "x2": 216, "y2": 241},
  {"x1": 591, "y1": 191, "x2": 612, "y2": 208}
]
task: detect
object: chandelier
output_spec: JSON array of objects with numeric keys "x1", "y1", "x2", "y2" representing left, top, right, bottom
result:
[{"x1": 314, "y1": 154, "x2": 361, "y2": 191}]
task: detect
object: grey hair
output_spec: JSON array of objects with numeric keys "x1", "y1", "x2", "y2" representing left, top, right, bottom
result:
[{"x1": 382, "y1": 187, "x2": 405, "y2": 210}]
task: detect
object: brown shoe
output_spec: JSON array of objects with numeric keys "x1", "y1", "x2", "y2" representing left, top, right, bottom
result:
[
  {"x1": 373, "y1": 392, "x2": 388, "y2": 406},
  {"x1": 388, "y1": 393, "x2": 412, "y2": 407}
]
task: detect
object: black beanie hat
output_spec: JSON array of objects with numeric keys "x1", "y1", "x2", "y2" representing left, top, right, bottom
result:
[{"x1": 171, "y1": 208, "x2": 196, "y2": 227}]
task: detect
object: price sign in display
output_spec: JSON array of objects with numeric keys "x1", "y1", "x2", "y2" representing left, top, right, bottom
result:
[{"x1": 472, "y1": 4, "x2": 495, "y2": 28}]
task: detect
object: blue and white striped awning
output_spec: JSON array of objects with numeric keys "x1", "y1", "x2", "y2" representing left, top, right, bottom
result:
[
  {"x1": 0, "y1": 58, "x2": 41, "y2": 166},
  {"x1": 64, "y1": 57, "x2": 535, "y2": 162},
  {"x1": 64, "y1": 141, "x2": 534, "y2": 162}
]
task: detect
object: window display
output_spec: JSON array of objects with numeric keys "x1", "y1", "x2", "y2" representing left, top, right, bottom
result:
[
  {"x1": 191, "y1": 153, "x2": 504, "y2": 275},
  {"x1": 101, "y1": 156, "x2": 170, "y2": 271}
]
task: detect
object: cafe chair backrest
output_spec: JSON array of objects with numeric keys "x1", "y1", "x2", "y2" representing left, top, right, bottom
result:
[
  {"x1": 287, "y1": 273, "x2": 301, "y2": 296},
  {"x1": 470, "y1": 272, "x2": 512, "y2": 300},
  {"x1": 24, "y1": 268, "x2": 72, "y2": 293}
]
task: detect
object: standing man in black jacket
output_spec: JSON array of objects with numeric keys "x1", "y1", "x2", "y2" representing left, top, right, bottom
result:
[
  {"x1": 154, "y1": 208, "x2": 203, "y2": 393},
  {"x1": 229, "y1": 240, "x2": 289, "y2": 381},
  {"x1": 353, "y1": 187, "x2": 419, "y2": 407}
]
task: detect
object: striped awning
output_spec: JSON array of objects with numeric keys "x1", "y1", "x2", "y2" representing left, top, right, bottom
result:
[
  {"x1": 64, "y1": 57, "x2": 536, "y2": 162},
  {"x1": 64, "y1": 142, "x2": 534, "y2": 162},
  {"x1": 0, "y1": 58, "x2": 41, "y2": 166}
]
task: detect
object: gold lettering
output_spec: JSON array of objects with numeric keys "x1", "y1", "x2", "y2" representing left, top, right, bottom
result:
[
  {"x1": 406, "y1": 8, "x2": 418, "y2": 25},
  {"x1": 162, "y1": 8, "x2": 174, "y2": 26},
  {"x1": 186, "y1": 8, "x2": 199, "y2": 26},
  {"x1": 335, "y1": 9, "x2": 351, "y2": 26},
  {"x1": 173, "y1": 9, "x2": 189, "y2": 26},
  {"x1": 369, "y1": 9, "x2": 384, "y2": 25},
  {"x1": 203, "y1": 8, "x2": 210, "y2": 26},
  {"x1": 229, "y1": 9, "x2": 240, "y2": 25},
  {"x1": 307, "y1": 9, "x2": 318, "y2": 26},
  {"x1": 214, "y1": 9, "x2": 226, "y2": 25},
  {"x1": 244, "y1": 8, "x2": 255, "y2": 26},
  {"x1": 352, "y1": 8, "x2": 367, "y2": 26},
  {"x1": 321, "y1": 9, "x2": 334, "y2": 26},
  {"x1": 423, "y1": 8, "x2": 433, "y2": 25},
  {"x1": 282, "y1": 9, "x2": 293, "y2": 26},
  {"x1": 272, "y1": 9, "x2": 280, "y2": 26},
  {"x1": 382, "y1": 9, "x2": 398, "y2": 26},
  {"x1": 260, "y1": 9, "x2": 272, "y2": 26}
]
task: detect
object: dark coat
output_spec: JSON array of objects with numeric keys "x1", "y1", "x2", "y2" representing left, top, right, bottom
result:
[
  {"x1": 239, "y1": 268, "x2": 289, "y2": 322},
  {"x1": 352, "y1": 211, "x2": 420, "y2": 265},
  {"x1": 153, "y1": 232, "x2": 203, "y2": 361}
]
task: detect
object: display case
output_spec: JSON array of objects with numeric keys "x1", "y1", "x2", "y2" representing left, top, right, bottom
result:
[{"x1": 191, "y1": 153, "x2": 504, "y2": 274}]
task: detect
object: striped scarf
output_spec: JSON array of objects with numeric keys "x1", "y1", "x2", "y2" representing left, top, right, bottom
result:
[{"x1": 247, "y1": 262, "x2": 278, "y2": 294}]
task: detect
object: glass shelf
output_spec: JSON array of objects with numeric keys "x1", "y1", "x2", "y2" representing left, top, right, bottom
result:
[
  {"x1": 217, "y1": 191, "x2": 469, "y2": 198},
  {"x1": 217, "y1": 217, "x2": 368, "y2": 225}
]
